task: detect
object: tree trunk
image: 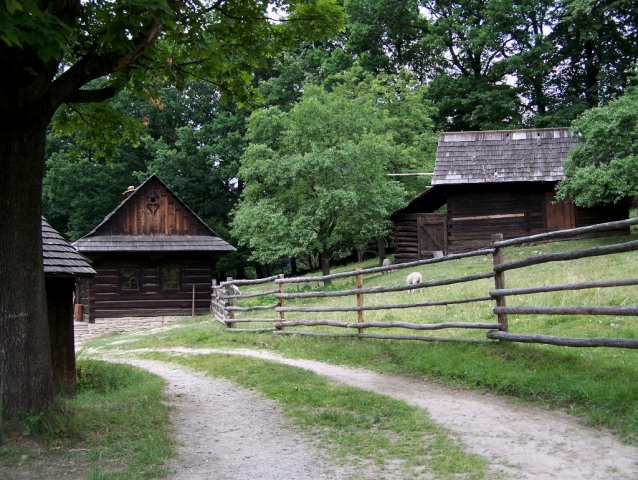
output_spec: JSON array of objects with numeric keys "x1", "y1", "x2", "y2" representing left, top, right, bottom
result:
[
  {"x1": 0, "y1": 113, "x2": 54, "y2": 418},
  {"x1": 290, "y1": 257, "x2": 298, "y2": 276},
  {"x1": 377, "y1": 235, "x2": 386, "y2": 266},
  {"x1": 321, "y1": 248, "x2": 331, "y2": 286}
]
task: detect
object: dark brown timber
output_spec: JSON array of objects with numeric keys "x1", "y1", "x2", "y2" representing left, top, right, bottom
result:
[
  {"x1": 275, "y1": 249, "x2": 494, "y2": 283},
  {"x1": 273, "y1": 331, "x2": 490, "y2": 343},
  {"x1": 274, "y1": 272, "x2": 495, "y2": 299},
  {"x1": 490, "y1": 278, "x2": 638, "y2": 297},
  {"x1": 276, "y1": 296, "x2": 492, "y2": 312},
  {"x1": 494, "y1": 240, "x2": 638, "y2": 272},
  {"x1": 274, "y1": 320, "x2": 501, "y2": 330},
  {"x1": 493, "y1": 306, "x2": 638, "y2": 316},
  {"x1": 492, "y1": 217, "x2": 638, "y2": 248},
  {"x1": 487, "y1": 330, "x2": 638, "y2": 348}
]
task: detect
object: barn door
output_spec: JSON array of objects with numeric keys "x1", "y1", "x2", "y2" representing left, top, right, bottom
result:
[
  {"x1": 545, "y1": 193, "x2": 576, "y2": 231},
  {"x1": 417, "y1": 214, "x2": 447, "y2": 258}
]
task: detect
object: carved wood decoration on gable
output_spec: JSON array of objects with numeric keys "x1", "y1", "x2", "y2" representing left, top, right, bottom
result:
[{"x1": 146, "y1": 186, "x2": 161, "y2": 217}]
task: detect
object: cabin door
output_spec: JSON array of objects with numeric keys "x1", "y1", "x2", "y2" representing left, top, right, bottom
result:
[
  {"x1": 417, "y1": 214, "x2": 447, "y2": 258},
  {"x1": 545, "y1": 193, "x2": 576, "y2": 231}
]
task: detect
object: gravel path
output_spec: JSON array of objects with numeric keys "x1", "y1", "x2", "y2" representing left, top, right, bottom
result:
[
  {"x1": 96, "y1": 347, "x2": 638, "y2": 479},
  {"x1": 108, "y1": 358, "x2": 352, "y2": 479}
]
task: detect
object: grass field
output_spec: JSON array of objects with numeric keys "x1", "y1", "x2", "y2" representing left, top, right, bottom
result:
[
  {"x1": 88, "y1": 231, "x2": 638, "y2": 444},
  {"x1": 0, "y1": 360, "x2": 173, "y2": 479}
]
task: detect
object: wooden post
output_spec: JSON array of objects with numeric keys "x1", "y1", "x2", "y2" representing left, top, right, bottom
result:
[
  {"x1": 356, "y1": 268, "x2": 364, "y2": 334},
  {"x1": 226, "y1": 276, "x2": 235, "y2": 329},
  {"x1": 277, "y1": 274, "x2": 285, "y2": 331},
  {"x1": 211, "y1": 280, "x2": 217, "y2": 315},
  {"x1": 192, "y1": 284, "x2": 196, "y2": 317},
  {"x1": 73, "y1": 303, "x2": 83, "y2": 322},
  {"x1": 491, "y1": 234, "x2": 508, "y2": 331}
]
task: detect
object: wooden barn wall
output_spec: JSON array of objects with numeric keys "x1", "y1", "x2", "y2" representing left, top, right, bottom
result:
[
  {"x1": 447, "y1": 185, "x2": 547, "y2": 253},
  {"x1": 81, "y1": 253, "x2": 218, "y2": 320},
  {"x1": 393, "y1": 214, "x2": 419, "y2": 264},
  {"x1": 96, "y1": 178, "x2": 208, "y2": 236},
  {"x1": 575, "y1": 197, "x2": 629, "y2": 234}
]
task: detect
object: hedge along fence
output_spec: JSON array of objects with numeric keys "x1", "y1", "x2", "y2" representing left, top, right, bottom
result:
[{"x1": 213, "y1": 217, "x2": 638, "y2": 348}]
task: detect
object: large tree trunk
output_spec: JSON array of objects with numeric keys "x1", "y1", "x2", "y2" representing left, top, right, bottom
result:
[
  {"x1": 320, "y1": 248, "x2": 331, "y2": 286},
  {"x1": 0, "y1": 113, "x2": 54, "y2": 418}
]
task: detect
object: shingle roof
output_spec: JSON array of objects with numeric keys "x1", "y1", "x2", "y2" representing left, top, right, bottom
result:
[
  {"x1": 73, "y1": 235, "x2": 236, "y2": 253},
  {"x1": 73, "y1": 174, "x2": 236, "y2": 254},
  {"x1": 432, "y1": 128, "x2": 582, "y2": 185},
  {"x1": 42, "y1": 217, "x2": 96, "y2": 277}
]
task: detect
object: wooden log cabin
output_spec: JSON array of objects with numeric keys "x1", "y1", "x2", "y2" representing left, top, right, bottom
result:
[
  {"x1": 392, "y1": 128, "x2": 630, "y2": 262},
  {"x1": 73, "y1": 175, "x2": 235, "y2": 322},
  {"x1": 42, "y1": 217, "x2": 96, "y2": 395}
]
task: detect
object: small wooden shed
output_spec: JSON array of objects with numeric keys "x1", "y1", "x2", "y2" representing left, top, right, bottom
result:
[
  {"x1": 392, "y1": 128, "x2": 629, "y2": 261},
  {"x1": 73, "y1": 175, "x2": 236, "y2": 322},
  {"x1": 42, "y1": 217, "x2": 96, "y2": 395}
]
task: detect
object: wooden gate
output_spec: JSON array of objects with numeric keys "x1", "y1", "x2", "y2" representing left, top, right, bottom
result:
[
  {"x1": 545, "y1": 193, "x2": 576, "y2": 231},
  {"x1": 417, "y1": 214, "x2": 447, "y2": 257}
]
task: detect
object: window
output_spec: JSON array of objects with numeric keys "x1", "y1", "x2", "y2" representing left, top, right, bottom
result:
[
  {"x1": 163, "y1": 268, "x2": 180, "y2": 290},
  {"x1": 121, "y1": 269, "x2": 139, "y2": 290}
]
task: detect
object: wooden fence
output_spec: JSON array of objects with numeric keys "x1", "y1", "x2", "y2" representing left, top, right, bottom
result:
[{"x1": 212, "y1": 217, "x2": 638, "y2": 348}]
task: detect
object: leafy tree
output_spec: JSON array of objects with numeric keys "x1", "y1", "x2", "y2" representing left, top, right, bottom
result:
[
  {"x1": 0, "y1": 0, "x2": 343, "y2": 417},
  {"x1": 556, "y1": 85, "x2": 638, "y2": 207},
  {"x1": 232, "y1": 84, "x2": 407, "y2": 283}
]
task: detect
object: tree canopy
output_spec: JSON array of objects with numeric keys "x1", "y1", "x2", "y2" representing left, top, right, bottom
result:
[{"x1": 557, "y1": 85, "x2": 638, "y2": 207}]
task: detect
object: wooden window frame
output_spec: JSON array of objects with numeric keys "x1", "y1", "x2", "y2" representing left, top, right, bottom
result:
[
  {"x1": 120, "y1": 269, "x2": 140, "y2": 292},
  {"x1": 161, "y1": 267, "x2": 181, "y2": 291}
]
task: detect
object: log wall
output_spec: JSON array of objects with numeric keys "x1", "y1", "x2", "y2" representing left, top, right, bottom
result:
[{"x1": 80, "y1": 253, "x2": 217, "y2": 321}]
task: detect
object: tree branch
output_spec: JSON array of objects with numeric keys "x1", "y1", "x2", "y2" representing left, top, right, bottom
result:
[{"x1": 65, "y1": 87, "x2": 116, "y2": 103}]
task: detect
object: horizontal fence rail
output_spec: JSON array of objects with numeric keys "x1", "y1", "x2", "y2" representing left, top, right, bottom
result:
[
  {"x1": 276, "y1": 296, "x2": 492, "y2": 312},
  {"x1": 487, "y1": 330, "x2": 638, "y2": 349},
  {"x1": 491, "y1": 217, "x2": 638, "y2": 248},
  {"x1": 221, "y1": 275, "x2": 280, "y2": 286},
  {"x1": 490, "y1": 278, "x2": 638, "y2": 297},
  {"x1": 275, "y1": 272, "x2": 495, "y2": 299},
  {"x1": 222, "y1": 289, "x2": 279, "y2": 300},
  {"x1": 225, "y1": 304, "x2": 278, "y2": 312},
  {"x1": 273, "y1": 330, "x2": 490, "y2": 343},
  {"x1": 493, "y1": 306, "x2": 638, "y2": 316},
  {"x1": 274, "y1": 249, "x2": 494, "y2": 283},
  {"x1": 495, "y1": 240, "x2": 638, "y2": 272},
  {"x1": 274, "y1": 320, "x2": 501, "y2": 330}
]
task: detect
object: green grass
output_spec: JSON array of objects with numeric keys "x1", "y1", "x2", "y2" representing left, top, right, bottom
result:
[
  {"x1": 0, "y1": 360, "x2": 174, "y2": 479},
  {"x1": 87, "y1": 233, "x2": 638, "y2": 444},
  {"x1": 139, "y1": 351, "x2": 487, "y2": 479}
]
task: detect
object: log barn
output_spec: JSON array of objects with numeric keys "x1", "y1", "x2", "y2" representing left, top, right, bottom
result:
[
  {"x1": 73, "y1": 174, "x2": 235, "y2": 322},
  {"x1": 42, "y1": 217, "x2": 96, "y2": 395},
  {"x1": 392, "y1": 128, "x2": 630, "y2": 262}
]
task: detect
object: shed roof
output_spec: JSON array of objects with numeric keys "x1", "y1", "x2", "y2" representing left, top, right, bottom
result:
[
  {"x1": 432, "y1": 128, "x2": 581, "y2": 185},
  {"x1": 42, "y1": 217, "x2": 96, "y2": 277},
  {"x1": 73, "y1": 174, "x2": 236, "y2": 254}
]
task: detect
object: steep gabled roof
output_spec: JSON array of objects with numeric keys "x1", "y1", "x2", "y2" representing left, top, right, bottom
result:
[
  {"x1": 432, "y1": 128, "x2": 582, "y2": 185},
  {"x1": 73, "y1": 174, "x2": 236, "y2": 254},
  {"x1": 42, "y1": 217, "x2": 96, "y2": 277}
]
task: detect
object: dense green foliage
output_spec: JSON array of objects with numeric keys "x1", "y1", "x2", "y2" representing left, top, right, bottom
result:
[
  {"x1": 232, "y1": 80, "x2": 409, "y2": 270},
  {"x1": 557, "y1": 86, "x2": 638, "y2": 207}
]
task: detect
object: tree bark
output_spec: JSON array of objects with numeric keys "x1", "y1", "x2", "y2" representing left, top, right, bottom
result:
[
  {"x1": 290, "y1": 257, "x2": 298, "y2": 276},
  {"x1": 0, "y1": 111, "x2": 54, "y2": 418},
  {"x1": 377, "y1": 235, "x2": 386, "y2": 266},
  {"x1": 321, "y1": 248, "x2": 331, "y2": 286}
]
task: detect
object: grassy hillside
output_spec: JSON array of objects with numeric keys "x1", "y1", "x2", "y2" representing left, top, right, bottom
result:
[{"x1": 87, "y1": 231, "x2": 638, "y2": 443}]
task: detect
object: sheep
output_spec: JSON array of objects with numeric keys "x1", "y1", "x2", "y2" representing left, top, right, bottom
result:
[
  {"x1": 381, "y1": 258, "x2": 393, "y2": 274},
  {"x1": 228, "y1": 284, "x2": 242, "y2": 296},
  {"x1": 406, "y1": 272, "x2": 423, "y2": 294}
]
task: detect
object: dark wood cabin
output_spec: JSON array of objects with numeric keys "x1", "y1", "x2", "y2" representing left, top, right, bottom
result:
[
  {"x1": 73, "y1": 175, "x2": 235, "y2": 322},
  {"x1": 42, "y1": 217, "x2": 96, "y2": 396},
  {"x1": 392, "y1": 128, "x2": 630, "y2": 262}
]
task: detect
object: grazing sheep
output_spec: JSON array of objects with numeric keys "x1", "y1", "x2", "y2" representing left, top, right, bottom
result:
[
  {"x1": 228, "y1": 284, "x2": 242, "y2": 296},
  {"x1": 381, "y1": 258, "x2": 393, "y2": 274},
  {"x1": 406, "y1": 272, "x2": 423, "y2": 294}
]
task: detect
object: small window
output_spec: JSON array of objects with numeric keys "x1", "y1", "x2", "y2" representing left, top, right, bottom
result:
[
  {"x1": 163, "y1": 268, "x2": 180, "y2": 290},
  {"x1": 121, "y1": 269, "x2": 139, "y2": 290}
]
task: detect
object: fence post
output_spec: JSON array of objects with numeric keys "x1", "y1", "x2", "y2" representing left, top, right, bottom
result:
[
  {"x1": 211, "y1": 280, "x2": 217, "y2": 316},
  {"x1": 356, "y1": 268, "x2": 364, "y2": 334},
  {"x1": 277, "y1": 274, "x2": 285, "y2": 331},
  {"x1": 226, "y1": 276, "x2": 236, "y2": 329},
  {"x1": 192, "y1": 284, "x2": 196, "y2": 317},
  {"x1": 491, "y1": 233, "x2": 508, "y2": 331}
]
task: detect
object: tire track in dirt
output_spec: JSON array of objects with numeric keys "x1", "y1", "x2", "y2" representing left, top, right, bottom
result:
[{"x1": 92, "y1": 347, "x2": 638, "y2": 479}]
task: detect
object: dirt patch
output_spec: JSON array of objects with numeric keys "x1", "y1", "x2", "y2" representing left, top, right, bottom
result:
[
  {"x1": 93, "y1": 347, "x2": 638, "y2": 480},
  {"x1": 104, "y1": 358, "x2": 388, "y2": 480}
]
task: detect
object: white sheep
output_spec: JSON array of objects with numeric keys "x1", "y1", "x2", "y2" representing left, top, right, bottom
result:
[
  {"x1": 381, "y1": 258, "x2": 393, "y2": 274},
  {"x1": 406, "y1": 272, "x2": 423, "y2": 294},
  {"x1": 228, "y1": 284, "x2": 242, "y2": 296}
]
